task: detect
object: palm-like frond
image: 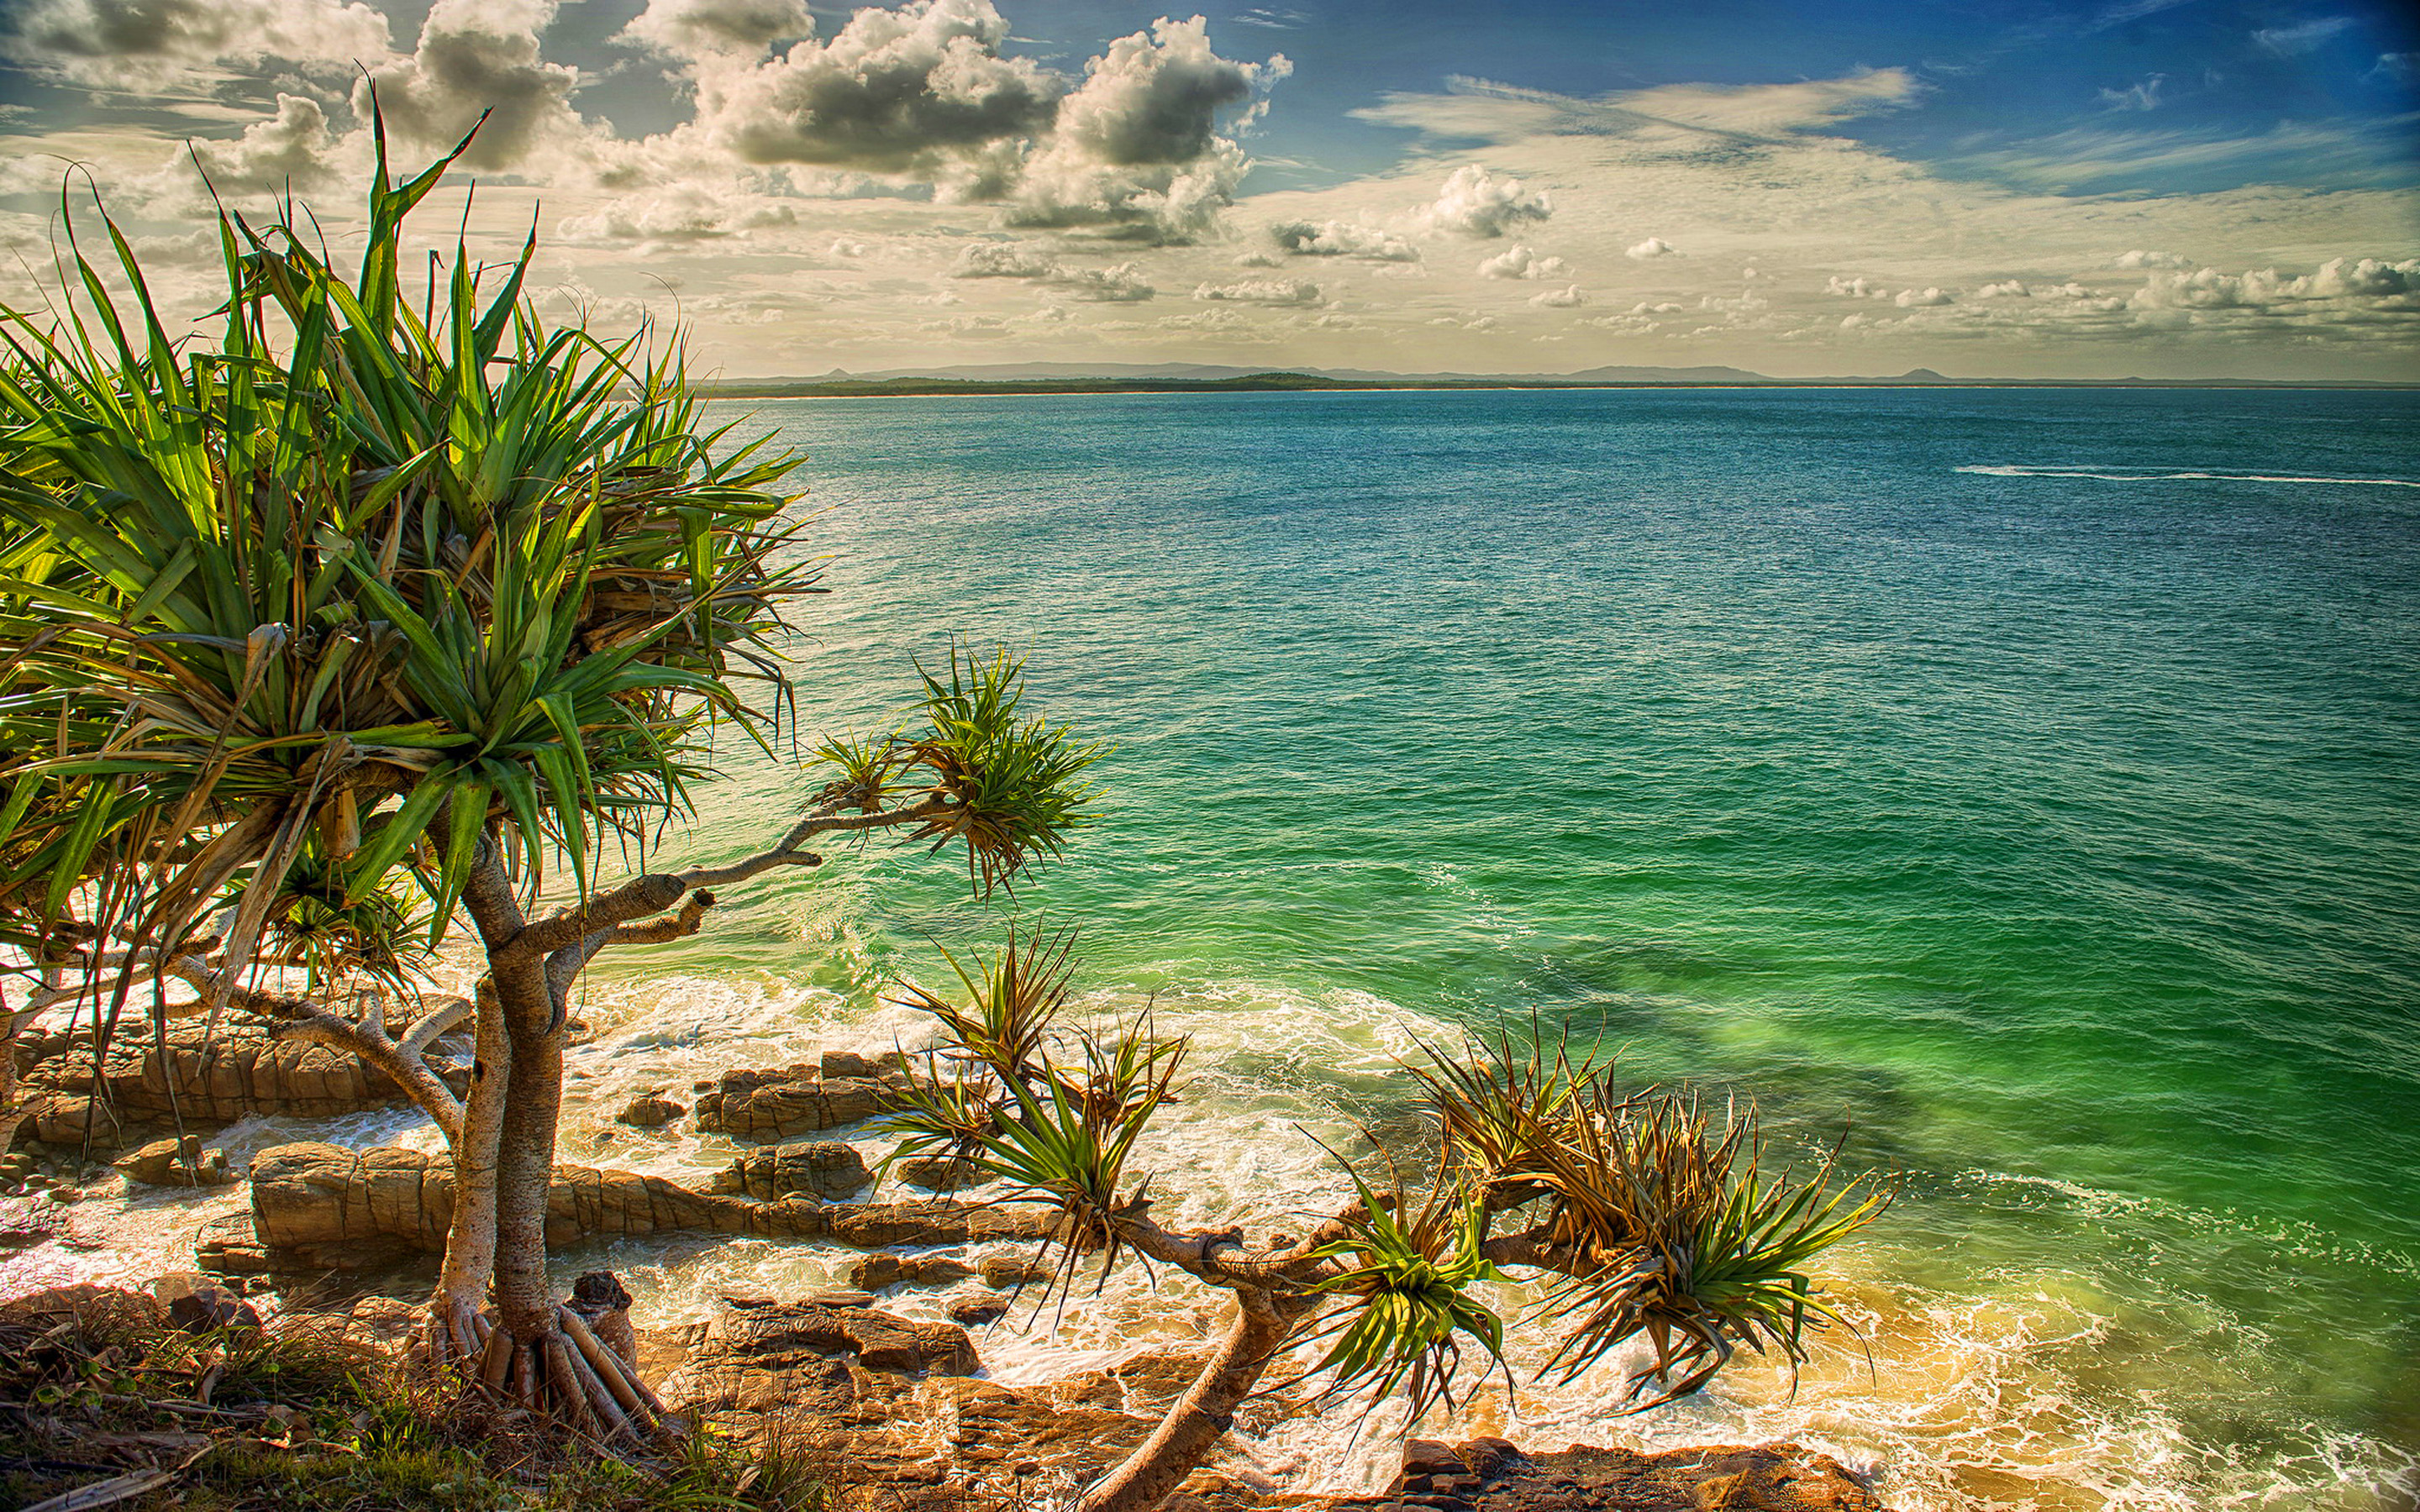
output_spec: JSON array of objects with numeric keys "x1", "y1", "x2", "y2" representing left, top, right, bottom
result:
[
  {"x1": 886, "y1": 926, "x2": 1076, "y2": 1083},
  {"x1": 1534, "y1": 1094, "x2": 1891, "y2": 1410},
  {"x1": 904, "y1": 645, "x2": 1101, "y2": 896},
  {"x1": 1297, "y1": 1163, "x2": 1511, "y2": 1425},
  {"x1": 0, "y1": 111, "x2": 813, "y2": 995},
  {"x1": 1412, "y1": 1033, "x2": 1891, "y2": 1411}
]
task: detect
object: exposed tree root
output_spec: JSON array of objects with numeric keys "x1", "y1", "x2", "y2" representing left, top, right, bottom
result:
[
  {"x1": 455, "y1": 1306, "x2": 676, "y2": 1445},
  {"x1": 418, "y1": 1291, "x2": 489, "y2": 1374}
]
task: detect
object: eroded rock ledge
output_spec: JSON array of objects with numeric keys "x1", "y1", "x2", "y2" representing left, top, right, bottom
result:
[
  {"x1": 8, "y1": 1017, "x2": 471, "y2": 1149},
  {"x1": 203, "y1": 1142, "x2": 1053, "y2": 1273},
  {"x1": 651, "y1": 1296, "x2": 1890, "y2": 1512}
]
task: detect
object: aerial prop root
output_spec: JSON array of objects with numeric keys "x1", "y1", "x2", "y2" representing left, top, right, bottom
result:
[{"x1": 443, "y1": 1306, "x2": 673, "y2": 1443}]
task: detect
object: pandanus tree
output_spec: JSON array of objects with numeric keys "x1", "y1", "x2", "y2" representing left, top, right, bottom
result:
[
  {"x1": 0, "y1": 114, "x2": 1097, "y2": 1433},
  {"x1": 883, "y1": 943, "x2": 1893, "y2": 1512}
]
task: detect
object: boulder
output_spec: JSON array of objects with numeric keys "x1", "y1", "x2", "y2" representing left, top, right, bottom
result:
[
  {"x1": 979, "y1": 1255, "x2": 1049, "y2": 1289},
  {"x1": 708, "y1": 1141, "x2": 874, "y2": 1201},
  {"x1": 948, "y1": 1293, "x2": 1011, "y2": 1326},
  {"x1": 849, "y1": 1252, "x2": 976, "y2": 1291},
  {"x1": 237, "y1": 1142, "x2": 1056, "y2": 1270},
  {"x1": 617, "y1": 1093, "x2": 687, "y2": 1128},
  {"x1": 113, "y1": 1134, "x2": 238, "y2": 1188},
  {"x1": 148, "y1": 1272, "x2": 262, "y2": 1333},
  {"x1": 346, "y1": 1294, "x2": 421, "y2": 1345},
  {"x1": 819, "y1": 1050, "x2": 908, "y2": 1080},
  {"x1": 692, "y1": 1065, "x2": 915, "y2": 1141}
]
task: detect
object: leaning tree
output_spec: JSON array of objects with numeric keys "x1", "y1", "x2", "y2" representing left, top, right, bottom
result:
[
  {"x1": 880, "y1": 937, "x2": 1892, "y2": 1512},
  {"x1": 0, "y1": 113, "x2": 1096, "y2": 1431}
]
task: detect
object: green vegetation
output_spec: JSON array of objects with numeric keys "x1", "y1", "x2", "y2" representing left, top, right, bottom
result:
[
  {"x1": 0, "y1": 111, "x2": 1093, "y2": 1442},
  {"x1": 0, "y1": 1290, "x2": 831, "y2": 1512},
  {"x1": 881, "y1": 945, "x2": 1894, "y2": 1512}
]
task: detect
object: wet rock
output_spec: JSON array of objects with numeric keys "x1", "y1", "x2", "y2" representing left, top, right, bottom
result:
[
  {"x1": 0, "y1": 1194, "x2": 66, "y2": 1251},
  {"x1": 1334, "y1": 1439, "x2": 1888, "y2": 1512},
  {"x1": 934, "y1": 1378, "x2": 1158, "y2": 1479},
  {"x1": 692, "y1": 1065, "x2": 915, "y2": 1141},
  {"x1": 892, "y1": 1154, "x2": 981, "y2": 1191},
  {"x1": 238, "y1": 1142, "x2": 1057, "y2": 1269},
  {"x1": 848, "y1": 1252, "x2": 977, "y2": 1291},
  {"x1": 617, "y1": 1093, "x2": 687, "y2": 1128},
  {"x1": 947, "y1": 1293, "x2": 1011, "y2": 1326},
  {"x1": 823, "y1": 1200, "x2": 1052, "y2": 1249},
  {"x1": 660, "y1": 1294, "x2": 979, "y2": 1424},
  {"x1": 113, "y1": 1134, "x2": 238, "y2": 1188},
  {"x1": 819, "y1": 1049, "x2": 908, "y2": 1080},
  {"x1": 195, "y1": 1210, "x2": 276, "y2": 1275},
  {"x1": 708, "y1": 1141, "x2": 873, "y2": 1201},
  {"x1": 978, "y1": 1254, "x2": 1049, "y2": 1289}
]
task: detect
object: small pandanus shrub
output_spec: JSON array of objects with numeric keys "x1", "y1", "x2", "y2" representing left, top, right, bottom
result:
[
  {"x1": 1297, "y1": 1167, "x2": 1512, "y2": 1424},
  {"x1": 878, "y1": 935, "x2": 1895, "y2": 1512}
]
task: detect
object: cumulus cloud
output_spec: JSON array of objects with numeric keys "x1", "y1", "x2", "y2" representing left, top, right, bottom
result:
[
  {"x1": 557, "y1": 181, "x2": 797, "y2": 243},
  {"x1": 1050, "y1": 262, "x2": 1155, "y2": 302},
  {"x1": 1825, "y1": 276, "x2": 1888, "y2": 297},
  {"x1": 358, "y1": 0, "x2": 589, "y2": 171},
  {"x1": 1270, "y1": 218, "x2": 1418, "y2": 261},
  {"x1": 1423, "y1": 165, "x2": 1550, "y2": 238},
  {"x1": 2, "y1": 0, "x2": 392, "y2": 87},
  {"x1": 1193, "y1": 277, "x2": 1319, "y2": 305},
  {"x1": 1894, "y1": 286, "x2": 1954, "y2": 307},
  {"x1": 952, "y1": 241, "x2": 1060, "y2": 278},
  {"x1": 2112, "y1": 249, "x2": 2194, "y2": 270},
  {"x1": 1476, "y1": 243, "x2": 1568, "y2": 280},
  {"x1": 1625, "y1": 237, "x2": 1676, "y2": 260},
  {"x1": 1529, "y1": 283, "x2": 1586, "y2": 307},
  {"x1": 618, "y1": 0, "x2": 810, "y2": 60},
  {"x1": 1007, "y1": 14, "x2": 1288, "y2": 242},
  {"x1": 2130, "y1": 255, "x2": 2420, "y2": 311},
  {"x1": 676, "y1": 0, "x2": 1055, "y2": 179},
  {"x1": 950, "y1": 242, "x2": 1154, "y2": 300},
  {"x1": 187, "y1": 92, "x2": 349, "y2": 195}
]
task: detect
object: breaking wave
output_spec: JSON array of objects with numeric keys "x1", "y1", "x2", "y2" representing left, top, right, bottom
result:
[{"x1": 1956, "y1": 465, "x2": 2420, "y2": 486}]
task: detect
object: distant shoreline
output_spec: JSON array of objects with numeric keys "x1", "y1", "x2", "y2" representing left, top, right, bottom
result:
[{"x1": 699, "y1": 374, "x2": 2418, "y2": 400}]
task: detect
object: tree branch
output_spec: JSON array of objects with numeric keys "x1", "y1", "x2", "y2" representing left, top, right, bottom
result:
[
  {"x1": 506, "y1": 796, "x2": 950, "y2": 958},
  {"x1": 400, "y1": 995, "x2": 476, "y2": 1059},
  {"x1": 1107, "y1": 1200, "x2": 1354, "y2": 1294}
]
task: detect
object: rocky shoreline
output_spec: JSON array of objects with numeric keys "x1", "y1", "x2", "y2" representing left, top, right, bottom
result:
[{"x1": 1, "y1": 1036, "x2": 1893, "y2": 1511}]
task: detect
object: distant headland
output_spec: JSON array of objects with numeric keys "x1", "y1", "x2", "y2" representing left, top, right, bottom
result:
[{"x1": 698, "y1": 362, "x2": 2417, "y2": 398}]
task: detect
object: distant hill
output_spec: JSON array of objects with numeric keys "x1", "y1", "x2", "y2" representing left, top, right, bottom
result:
[{"x1": 694, "y1": 365, "x2": 2410, "y2": 397}]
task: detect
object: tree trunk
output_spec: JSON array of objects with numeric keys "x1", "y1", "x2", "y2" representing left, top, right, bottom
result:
[
  {"x1": 1072, "y1": 1289, "x2": 1319, "y2": 1512},
  {"x1": 423, "y1": 981, "x2": 507, "y2": 1368},
  {"x1": 490, "y1": 958, "x2": 561, "y2": 1341}
]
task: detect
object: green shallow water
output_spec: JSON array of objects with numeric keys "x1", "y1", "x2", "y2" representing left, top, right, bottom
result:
[{"x1": 581, "y1": 387, "x2": 2420, "y2": 1505}]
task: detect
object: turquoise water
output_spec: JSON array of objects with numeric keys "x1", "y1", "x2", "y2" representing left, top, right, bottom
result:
[{"x1": 600, "y1": 387, "x2": 2418, "y2": 1507}]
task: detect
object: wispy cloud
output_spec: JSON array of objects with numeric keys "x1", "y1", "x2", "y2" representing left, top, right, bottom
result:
[
  {"x1": 2254, "y1": 16, "x2": 2354, "y2": 55},
  {"x1": 2097, "y1": 74, "x2": 2165, "y2": 111},
  {"x1": 1944, "y1": 116, "x2": 2420, "y2": 194}
]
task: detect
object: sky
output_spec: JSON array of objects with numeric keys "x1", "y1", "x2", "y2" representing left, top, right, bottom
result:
[{"x1": 0, "y1": 0, "x2": 2416, "y2": 379}]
